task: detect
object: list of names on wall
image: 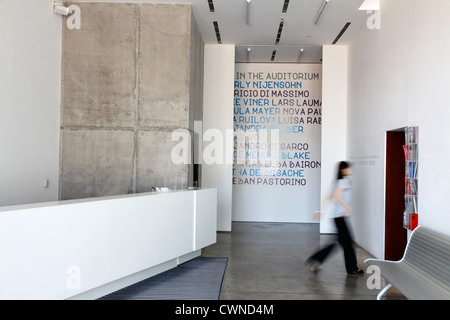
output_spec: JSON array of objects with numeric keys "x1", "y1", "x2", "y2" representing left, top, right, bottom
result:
[{"x1": 233, "y1": 68, "x2": 322, "y2": 188}]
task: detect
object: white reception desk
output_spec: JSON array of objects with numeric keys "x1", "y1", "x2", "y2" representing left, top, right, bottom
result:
[{"x1": 0, "y1": 188, "x2": 217, "y2": 300}]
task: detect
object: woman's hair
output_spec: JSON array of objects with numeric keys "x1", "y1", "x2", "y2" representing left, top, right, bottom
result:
[{"x1": 336, "y1": 161, "x2": 351, "y2": 180}]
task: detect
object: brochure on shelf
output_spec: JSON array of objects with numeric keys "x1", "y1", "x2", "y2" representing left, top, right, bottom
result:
[
  {"x1": 405, "y1": 161, "x2": 418, "y2": 179},
  {"x1": 407, "y1": 144, "x2": 418, "y2": 162},
  {"x1": 403, "y1": 212, "x2": 419, "y2": 231},
  {"x1": 404, "y1": 195, "x2": 418, "y2": 214},
  {"x1": 405, "y1": 178, "x2": 418, "y2": 196},
  {"x1": 403, "y1": 211, "x2": 410, "y2": 229},
  {"x1": 409, "y1": 213, "x2": 419, "y2": 231},
  {"x1": 405, "y1": 126, "x2": 418, "y2": 144}
]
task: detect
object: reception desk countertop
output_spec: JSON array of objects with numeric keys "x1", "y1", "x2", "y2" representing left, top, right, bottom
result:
[{"x1": 0, "y1": 188, "x2": 217, "y2": 300}]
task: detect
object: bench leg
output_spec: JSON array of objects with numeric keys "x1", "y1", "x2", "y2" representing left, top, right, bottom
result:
[{"x1": 377, "y1": 283, "x2": 393, "y2": 300}]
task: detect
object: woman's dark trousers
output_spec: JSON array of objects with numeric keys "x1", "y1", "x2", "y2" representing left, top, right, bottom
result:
[{"x1": 307, "y1": 217, "x2": 358, "y2": 274}]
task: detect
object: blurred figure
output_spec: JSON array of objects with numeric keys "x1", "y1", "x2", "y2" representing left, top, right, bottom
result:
[{"x1": 305, "y1": 161, "x2": 364, "y2": 275}]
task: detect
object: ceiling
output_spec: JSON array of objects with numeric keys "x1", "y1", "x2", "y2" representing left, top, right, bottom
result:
[
  {"x1": 193, "y1": 0, "x2": 369, "y2": 63},
  {"x1": 74, "y1": 0, "x2": 370, "y2": 63}
]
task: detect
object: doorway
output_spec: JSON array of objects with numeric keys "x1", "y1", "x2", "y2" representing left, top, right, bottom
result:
[{"x1": 385, "y1": 130, "x2": 408, "y2": 260}]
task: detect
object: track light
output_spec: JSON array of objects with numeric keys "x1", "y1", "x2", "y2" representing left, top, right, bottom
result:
[
  {"x1": 358, "y1": 0, "x2": 380, "y2": 11},
  {"x1": 314, "y1": 0, "x2": 330, "y2": 25},
  {"x1": 53, "y1": 2, "x2": 73, "y2": 16},
  {"x1": 297, "y1": 48, "x2": 304, "y2": 63},
  {"x1": 246, "y1": 0, "x2": 252, "y2": 25}
]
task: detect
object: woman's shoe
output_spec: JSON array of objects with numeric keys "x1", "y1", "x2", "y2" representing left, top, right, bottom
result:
[
  {"x1": 305, "y1": 259, "x2": 321, "y2": 272},
  {"x1": 348, "y1": 269, "x2": 364, "y2": 275}
]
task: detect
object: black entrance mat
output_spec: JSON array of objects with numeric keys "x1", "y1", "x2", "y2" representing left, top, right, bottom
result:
[{"x1": 99, "y1": 257, "x2": 228, "y2": 300}]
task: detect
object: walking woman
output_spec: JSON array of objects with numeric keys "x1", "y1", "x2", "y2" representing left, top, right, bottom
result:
[{"x1": 305, "y1": 161, "x2": 364, "y2": 275}]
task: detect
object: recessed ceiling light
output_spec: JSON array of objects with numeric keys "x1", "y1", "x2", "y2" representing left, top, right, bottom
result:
[
  {"x1": 275, "y1": 19, "x2": 284, "y2": 45},
  {"x1": 332, "y1": 22, "x2": 351, "y2": 45},
  {"x1": 282, "y1": 0, "x2": 290, "y2": 13},
  {"x1": 213, "y1": 21, "x2": 222, "y2": 44},
  {"x1": 271, "y1": 50, "x2": 277, "y2": 62},
  {"x1": 208, "y1": 0, "x2": 215, "y2": 13}
]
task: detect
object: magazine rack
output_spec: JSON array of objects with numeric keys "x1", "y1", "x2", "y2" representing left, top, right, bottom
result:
[{"x1": 403, "y1": 127, "x2": 419, "y2": 231}]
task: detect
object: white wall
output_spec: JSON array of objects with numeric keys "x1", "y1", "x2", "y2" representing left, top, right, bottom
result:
[
  {"x1": 0, "y1": 0, "x2": 61, "y2": 206},
  {"x1": 202, "y1": 44, "x2": 235, "y2": 231},
  {"x1": 347, "y1": 0, "x2": 450, "y2": 258},
  {"x1": 320, "y1": 45, "x2": 348, "y2": 234}
]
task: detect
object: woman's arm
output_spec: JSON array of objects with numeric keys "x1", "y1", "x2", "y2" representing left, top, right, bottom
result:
[{"x1": 312, "y1": 192, "x2": 333, "y2": 219}]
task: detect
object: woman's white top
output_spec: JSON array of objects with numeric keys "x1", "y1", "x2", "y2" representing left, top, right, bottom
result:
[{"x1": 332, "y1": 178, "x2": 352, "y2": 218}]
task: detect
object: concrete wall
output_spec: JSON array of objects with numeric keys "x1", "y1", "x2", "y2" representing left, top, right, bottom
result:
[
  {"x1": 0, "y1": 0, "x2": 61, "y2": 207},
  {"x1": 60, "y1": 3, "x2": 203, "y2": 200}
]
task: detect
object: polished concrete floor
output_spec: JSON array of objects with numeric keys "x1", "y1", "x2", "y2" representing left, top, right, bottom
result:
[{"x1": 202, "y1": 222, "x2": 406, "y2": 300}]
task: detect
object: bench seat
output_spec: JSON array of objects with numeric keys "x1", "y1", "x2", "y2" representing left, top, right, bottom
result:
[{"x1": 365, "y1": 226, "x2": 450, "y2": 300}]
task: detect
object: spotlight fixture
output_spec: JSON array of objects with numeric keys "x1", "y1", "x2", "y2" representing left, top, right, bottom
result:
[
  {"x1": 358, "y1": 0, "x2": 380, "y2": 11},
  {"x1": 297, "y1": 48, "x2": 304, "y2": 63},
  {"x1": 246, "y1": 0, "x2": 252, "y2": 25},
  {"x1": 314, "y1": 0, "x2": 330, "y2": 25},
  {"x1": 53, "y1": 2, "x2": 73, "y2": 16},
  {"x1": 246, "y1": 48, "x2": 251, "y2": 63}
]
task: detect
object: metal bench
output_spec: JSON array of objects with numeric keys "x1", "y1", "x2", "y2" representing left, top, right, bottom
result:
[{"x1": 365, "y1": 226, "x2": 450, "y2": 300}]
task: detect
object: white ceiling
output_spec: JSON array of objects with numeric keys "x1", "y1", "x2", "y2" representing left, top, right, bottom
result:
[
  {"x1": 73, "y1": 0, "x2": 370, "y2": 63},
  {"x1": 194, "y1": 0, "x2": 368, "y2": 63}
]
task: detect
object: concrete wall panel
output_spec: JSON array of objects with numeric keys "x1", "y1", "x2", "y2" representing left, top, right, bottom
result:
[
  {"x1": 136, "y1": 130, "x2": 188, "y2": 193},
  {"x1": 139, "y1": 5, "x2": 191, "y2": 129},
  {"x1": 62, "y1": 3, "x2": 137, "y2": 128},
  {"x1": 60, "y1": 3, "x2": 203, "y2": 200},
  {"x1": 60, "y1": 129, "x2": 134, "y2": 200}
]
